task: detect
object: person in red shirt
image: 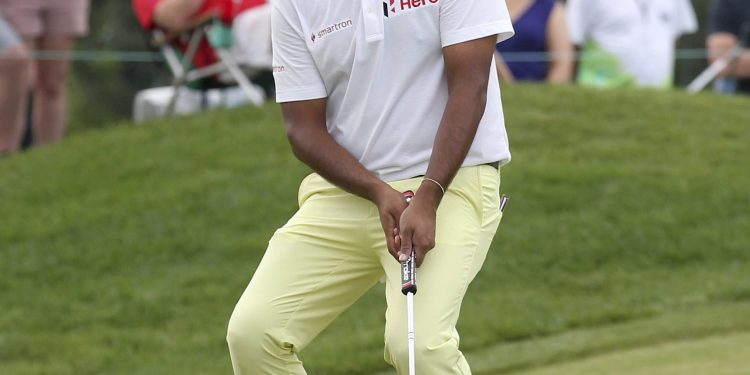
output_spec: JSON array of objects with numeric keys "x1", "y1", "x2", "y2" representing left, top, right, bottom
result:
[
  {"x1": 132, "y1": 0, "x2": 271, "y2": 70},
  {"x1": 132, "y1": 0, "x2": 265, "y2": 32}
]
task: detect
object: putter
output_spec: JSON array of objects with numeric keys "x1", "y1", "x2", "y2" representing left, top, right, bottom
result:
[
  {"x1": 401, "y1": 190, "x2": 417, "y2": 375},
  {"x1": 397, "y1": 191, "x2": 508, "y2": 375}
]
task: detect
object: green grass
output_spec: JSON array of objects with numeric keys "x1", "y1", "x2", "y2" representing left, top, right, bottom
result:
[
  {"x1": 1, "y1": 85, "x2": 749, "y2": 374},
  {"x1": 471, "y1": 302, "x2": 750, "y2": 374},
  {"x1": 516, "y1": 329, "x2": 750, "y2": 375}
]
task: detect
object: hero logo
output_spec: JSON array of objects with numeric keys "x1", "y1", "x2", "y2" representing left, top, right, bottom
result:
[{"x1": 383, "y1": 0, "x2": 438, "y2": 17}]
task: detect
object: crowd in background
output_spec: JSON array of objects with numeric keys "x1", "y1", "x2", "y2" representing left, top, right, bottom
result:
[
  {"x1": 2, "y1": 0, "x2": 750, "y2": 156},
  {"x1": 496, "y1": 0, "x2": 750, "y2": 94},
  {"x1": 705, "y1": 0, "x2": 750, "y2": 94},
  {"x1": 0, "y1": 0, "x2": 90, "y2": 155}
]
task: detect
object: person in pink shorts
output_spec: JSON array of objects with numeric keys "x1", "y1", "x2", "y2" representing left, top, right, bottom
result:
[
  {"x1": 0, "y1": 13, "x2": 29, "y2": 155},
  {"x1": 0, "y1": 0, "x2": 90, "y2": 149}
]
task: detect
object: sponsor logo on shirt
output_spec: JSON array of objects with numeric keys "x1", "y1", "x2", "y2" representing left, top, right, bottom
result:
[
  {"x1": 383, "y1": 0, "x2": 438, "y2": 17},
  {"x1": 311, "y1": 19, "x2": 354, "y2": 43}
]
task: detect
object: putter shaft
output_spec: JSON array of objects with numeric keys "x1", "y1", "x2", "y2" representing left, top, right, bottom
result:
[
  {"x1": 401, "y1": 190, "x2": 417, "y2": 374},
  {"x1": 407, "y1": 291, "x2": 415, "y2": 375}
]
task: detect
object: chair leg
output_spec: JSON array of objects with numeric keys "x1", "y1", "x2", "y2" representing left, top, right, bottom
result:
[
  {"x1": 163, "y1": 29, "x2": 205, "y2": 116},
  {"x1": 215, "y1": 49, "x2": 265, "y2": 106},
  {"x1": 166, "y1": 83, "x2": 182, "y2": 117}
]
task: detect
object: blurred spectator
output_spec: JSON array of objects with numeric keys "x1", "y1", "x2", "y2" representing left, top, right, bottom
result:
[
  {"x1": 133, "y1": 0, "x2": 271, "y2": 69},
  {"x1": 149, "y1": 0, "x2": 207, "y2": 32},
  {"x1": 0, "y1": 13, "x2": 29, "y2": 155},
  {"x1": 495, "y1": 0, "x2": 573, "y2": 83},
  {"x1": 230, "y1": 2, "x2": 271, "y2": 69},
  {"x1": 0, "y1": 0, "x2": 90, "y2": 147},
  {"x1": 567, "y1": 0, "x2": 697, "y2": 89},
  {"x1": 707, "y1": 0, "x2": 750, "y2": 95}
]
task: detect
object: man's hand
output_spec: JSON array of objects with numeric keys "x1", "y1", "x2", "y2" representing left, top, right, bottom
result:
[
  {"x1": 397, "y1": 183, "x2": 441, "y2": 267},
  {"x1": 373, "y1": 185, "x2": 410, "y2": 262}
]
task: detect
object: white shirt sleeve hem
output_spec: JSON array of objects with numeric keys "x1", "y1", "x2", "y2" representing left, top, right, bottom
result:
[
  {"x1": 275, "y1": 87, "x2": 329, "y2": 103},
  {"x1": 441, "y1": 20, "x2": 515, "y2": 48}
]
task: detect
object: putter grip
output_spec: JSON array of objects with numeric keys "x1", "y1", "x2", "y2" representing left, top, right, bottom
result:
[
  {"x1": 401, "y1": 190, "x2": 417, "y2": 295},
  {"x1": 401, "y1": 251, "x2": 417, "y2": 295}
]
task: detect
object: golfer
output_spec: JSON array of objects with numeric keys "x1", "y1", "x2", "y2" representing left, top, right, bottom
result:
[{"x1": 227, "y1": 0, "x2": 514, "y2": 373}]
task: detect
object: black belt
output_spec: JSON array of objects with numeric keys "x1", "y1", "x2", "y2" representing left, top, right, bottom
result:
[
  {"x1": 412, "y1": 161, "x2": 499, "y2": 179},
  {"x1": 484, "y1": 161, "x2": 500, "y2": 169}
]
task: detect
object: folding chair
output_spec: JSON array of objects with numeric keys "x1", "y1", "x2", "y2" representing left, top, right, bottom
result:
[{"x1": 133, "y1": 0, "x2": 268, "y2": 115}]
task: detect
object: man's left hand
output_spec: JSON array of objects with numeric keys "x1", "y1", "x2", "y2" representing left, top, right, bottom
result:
[{"x1": 397, "y1": 184, "x2": 441, "y2": 267}]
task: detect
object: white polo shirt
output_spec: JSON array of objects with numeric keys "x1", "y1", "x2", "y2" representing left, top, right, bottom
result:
[
  {"x1": 567, "y1": 0, "x2": 697, "y2": 88},
  {"x1": 272, "y1": 0, "x2": 514, "y2": 182}
]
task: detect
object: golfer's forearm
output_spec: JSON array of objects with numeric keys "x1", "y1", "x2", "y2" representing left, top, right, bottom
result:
[
  {"x1": 421, "y1": 88, "x2": 486, "y2": 208},
  {"x1": 286, "y1": 125, "x2": 388, "y2": 203},
  {"x1": 421, "y1": 36, "x2": 495, "y2": 208},
  {"x1": 282, "y1": 99, "x2": 388, "y2": 202}
]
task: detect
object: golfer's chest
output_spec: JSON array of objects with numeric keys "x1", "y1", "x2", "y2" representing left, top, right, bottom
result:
[{"x1": 302, "y1": 1, "x2": 441, "y2": 67}]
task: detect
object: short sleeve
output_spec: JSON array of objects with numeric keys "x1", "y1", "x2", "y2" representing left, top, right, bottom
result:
[
  {"x1": 439, "y1": 0, "x2": 515, "y2": 48},
  {"x1": 271, "y1": 2, "x2": 327, "y2": 103},
  {"x1": 708, "y1": 0, "x2": 741, "y2": 36},
  {"x1": 671, "y1": 0, "x2": 698, "y2": 37},
  {"x1": 566, "y1": 0, "x2": 588, "y2": 46}
]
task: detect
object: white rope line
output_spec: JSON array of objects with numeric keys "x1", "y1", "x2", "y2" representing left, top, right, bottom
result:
[
  {"x1": 0, "y1": 50, "x2": 164, "y2": 62},
  {"x1": 0, "y1": 48, "x2": 718, "y2": 63},
  {"x1": 499, "y1": 49, "x2": 715, "y2": 63}
]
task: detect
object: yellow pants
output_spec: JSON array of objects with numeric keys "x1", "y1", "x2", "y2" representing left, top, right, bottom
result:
[{"x1": 227, "y1": 165, "x2": 504, "y2": 374}]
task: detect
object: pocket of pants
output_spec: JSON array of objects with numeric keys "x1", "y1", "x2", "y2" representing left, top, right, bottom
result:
[{"x1": 479, "y1": 166, "x2": 502, "y2": 229}]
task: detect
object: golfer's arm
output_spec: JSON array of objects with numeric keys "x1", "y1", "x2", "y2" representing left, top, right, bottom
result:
[
  {"x1": 419, "y1": 35, "x2": 497, "y2": 208},
  {"x1": 281, "y1": 98, "x2": 390, "y2": 202}
]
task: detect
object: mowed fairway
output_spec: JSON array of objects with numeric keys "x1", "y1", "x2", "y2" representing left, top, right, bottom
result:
[
  {"x1": 1, "y1": 85, "x2": 749, "y2": 374},
  {"x1": 516, "y1": 332, "x2": 750, "y2": 375}
]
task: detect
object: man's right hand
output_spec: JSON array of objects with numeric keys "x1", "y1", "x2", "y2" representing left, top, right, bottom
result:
[{"x1": 373, "y1": 185, "x2": 410, "y2": 262}]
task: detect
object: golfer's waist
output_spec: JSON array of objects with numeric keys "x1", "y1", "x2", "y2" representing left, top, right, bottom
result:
[{"x1": 409, "y1": 161, "x2": 499, "y2": 179}]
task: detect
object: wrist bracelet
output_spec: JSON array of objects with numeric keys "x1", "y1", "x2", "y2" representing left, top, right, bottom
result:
[{"x1": 422, "y1": 177, "x2": 445, "y2": 195}]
